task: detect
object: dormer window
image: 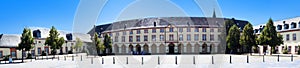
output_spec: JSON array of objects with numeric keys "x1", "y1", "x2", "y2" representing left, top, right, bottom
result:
[
  {"x1": 277, "y1": 25, "x2": 282, "y2": 30},
  {"x1": 33, "y1": 30, "x2": 41, "y2": 39},
  {"x1": 254, "y1": 29, "x2": 259, "y2": 33},
  {"x1": 291, "y1": 22, "x2": 296, "y2": 29},
  {"x1": 284, "y1": 24, "x2": 289, "y2": 29},
  {"x1": 154, "y1": 22, "x2": 156, "y2": 27},
  {"x1": 66, "y1": 33, "x2": 73, "y2": 40}
]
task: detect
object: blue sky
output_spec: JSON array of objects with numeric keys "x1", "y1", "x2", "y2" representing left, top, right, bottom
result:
[{"x1": 0, "y1": 0, "x2": 300, "y2": 34}]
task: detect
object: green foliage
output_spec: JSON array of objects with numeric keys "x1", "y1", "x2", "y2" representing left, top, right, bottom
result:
[
  {"x1": 240, "y1": 23, "x2": 256, "y2": 53},
  {"x1": 283, "y1": 45, "x2": 288, "y2": 54},
  {"x1": 225, "y1": 19, "x2": 235, "y2": 34},
  {"x1": 257, "y1": 18, "x2": 284, "y2": 55},
  {"x1": 74, "y1": 38, "x2": 83, "y2": 52},
  {"x1": 226, "y1": 25, "x2": 240, "y2": 52},
  {"x1": 18, "y1": 28, "x2": 34, "y2": 51},
  {"x1": 45, "y1": 26, "x2": 65, "y2": 54},
  {"x1": 103, "y1": 34, "x2": 112, "y2": 53},
  {"x1": 94, "y1": 33, "x2": 105, "y2": 52}
]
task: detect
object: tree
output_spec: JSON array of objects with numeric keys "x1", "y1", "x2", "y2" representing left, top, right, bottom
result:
[
  {"x1": 94, "y1": 33, "x2": 105, "y2": 55},
  {"x1": 226, "y1": 25, "x2": 240, "y2": 54},
  {"x1": 257, "y1": 18, "x2": 283, "y2": 55},
  {"x1": 239, "y1": 23, "x2": 256, "y2": 55},
  {"x1": 18, "y1": 28, "x2": 34, "y2": 62},
  {"x1": 73, "y1": 38, "x2": 83, "y2": 53},
  {"x1": 103, "y1": 34, "x2": 112, "y2": 54},
  {"x1": 225, "y1": 19, "x2": 235, "y2": 53},
  {"x1": 45, "y1": 26, "x2": 64, "y2": 56}
]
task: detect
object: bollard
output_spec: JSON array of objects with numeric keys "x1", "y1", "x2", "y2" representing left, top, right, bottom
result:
[
  {"x1": 291, "y1": 55, "x2": 293, "y2": 62},
  {"x1": 193, "y1": 56, "x2": 195, "y2": 64},
  {"x1": 113, "y1": 57, "x2": 115, "y2": 64},
  {"x1": 158, "y1": 56, "x2": 160, "y2": 65},
  {"x1": 263, "y1": 55, "x2": 265, "y2": 62},
  {"x1": 91, "y1": 58, "x2": 93, "y2": 64},
  {"x1": 230, "y1": 55, "x2": 232, "y2": 64},
  {"x1": 64, "y1": 56, "x2": 66, "y2": 61},
  {"x1": 35, "y1": 56, "x2": 36, "y2": 60},
  {"x1": 42, "y1": 56, "x2": 43, "y2": 60},
  {"x1": 126, "y1": 57, "x2": 128, "y2": 64},
  {"x1": 58, "y1": 56, "x2": 59, "y2": 60},
  {"x1": 247, "y1": 55, "x2": 249, "y2": 63},
  {"x1": 175, "y1": 56, "x2": 177, "y2": 65},
  {"x1": 212, "y1": 56, "x2": 214, "y2": 64},
  {"x1": 142, "y1": 57, "x2": 144, "y2": 65},
  {"x1": 47, "y1": 56, "x2": 48, "y2": 60},
  {"x1": 72, "y1": 55, "x2": 74, "y2": 61},
  {"x1": 277, "y1": 55, "x2": 280, "y2": 62},
  {"x1": 102, "y1": 57, "x2": 104, "y2": 64},
  {"x1": 81, "y1": 55, "x2": 82, "y2": 61}
]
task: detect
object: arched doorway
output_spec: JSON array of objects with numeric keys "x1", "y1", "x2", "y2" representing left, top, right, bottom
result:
[
  {"x1": 186, "y1": 43, "x2": 192, "y2": 53},
  {"x1": 151, "y1": 44, "x2": 157, "y2": 53},
  {"x1": 159, "y1": 44, "x2": 165, "y2": 53},
  {"x1": 194, "y1": 43, "x2": 200, "y2": 53},
  {"x1": 136, "y1": 44, "x2": 141, "y2": 54},
  {"x1": 114, "y1": 44, "x2": 119, "y2": 54},
  {"x1": 177, "y1": 43, "x2": 183, "y2": 53},
  {"x1": 129, "y1": 44, "x2": 133, "y2": 53},
  {"x1": 143, "y1": 44, "x2": 149, "y2": 53},
  {"x1": 121, "y1": 44, "x2": 126, "y2": 54},
  {"x1": 168, "y1": 43, "x2": 175, "y2": 54},
  {"x1": 202, "y1": 42, "x2": 207, "y2": 53}
]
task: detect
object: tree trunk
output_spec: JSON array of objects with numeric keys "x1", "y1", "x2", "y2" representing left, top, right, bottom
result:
[{"x1": 270, "y1": 46, "x2": 273, "y2": 55}]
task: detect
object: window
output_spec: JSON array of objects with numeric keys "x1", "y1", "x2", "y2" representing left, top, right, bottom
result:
[
  {"x1": 194, "y1": 34, "x2": 199, "y2": 41},
  {"x1": 38, "y1": 48, "x2": 41, "y2": 54},
  {"x1": 31, "y1": 50, "x2": 35, "y2": 56},
  {"x1": 293, "y1": 33, "x2": 296, "y2": 40},
  {"x1": 22, "y1": 51, "x2": 26, "y2": 57},
  {"x1": 187, "y1": 28, "x2": 191, "y2": 32},
  {"x1": 202, "y1": 28, "x2": 206, "y2": 32},
  {"x1": 179, "y1": 28, "x2": 183, "y2": 32},
  {"x1": 129, "y1": 36, "x2": 133, "y2": 42},
  {"x1": 288, "y1": 46, "x2": 291, "y2": 52},
  {"x1": 160, "y1": 28, "x2": 165, "y2": 33},
  {"x1": 114, "y1": 36, "x2": 118, "y2": 42},
  {"x1": 38, "y1": 41, "x2": 41, "y2": 43},
  {"x1": 65, "y1": 47, "x2": 68, "y2": 53},
  {"x1": 169, "y1": 34, "x2": 174, "y2": 41},
  {"x1": 10, "y1": 48, "x2": 16, "y2": 57},
  {"x1": 116, "y1": 32, "x2": 119, "y2": 36},
  {"x1": 194, "y1": 28, "x2": 199, "y2": 32},
  {"x1": 187, "y1": 34, "x2": 191, "y2": 41},
  {"x1": 160, "y1": 35, "x2": 164, "y2": 41},
  {"x1": 179, "y1": 34, "x2": 183, "y2": 41},
  {"x1": 137, "y1": 30, "x2": 141, "y2": 34},
  {"x1": 152, "y1": 28, "x2": 156, "y2": 33},
  {"x1": 109, "y1": 33, "x2": 113, "y2": 37},
  {"x1": 218, "y1": 35, "x2": 221, "y2": 41},
  {"x1": 152, "y1": 35, "x2": 156, "y2": 41},
  {"x1": 0, "y1": 51, "x2": 2, "y2": 58},
  {"x1": 144, "y1": 29, "x2": 148, "y2": 33},
  {"x1": 169, "y1": 28, "x2": 174, "y2": 32},
  {"x1": 144, "y1": 35, "x2": 148, "y2": 41},
  {"x1": 136, "y1": 36, "x2": 140, "y2": 42},
  {"x1": 130, "y1": 30, "x2": 133, "y2": 34},
  {"x1": 122, "y1": 36, "x2": 125, "y2": 42},
  {"x1": 210, "y1": 34, "x2": 214, "y2": 41},
  {"x1": 218, "y1": 28, "x2": 221, "y2": 32},
  {"x1": 210, "y1": 28, "x2": 214, "y2": 32},
  {"x1": 202, "y1": 34, "x2": 207, "y2": 41},
  {"x1": 286, "y1": 34, "x2": 290, "y2": 41},
  {"x1": 123, "y1": 31, "x2": 126, "y2": 35},
  {"x1": 45, "y1": 47, "x2": 49, "y2": 53}
]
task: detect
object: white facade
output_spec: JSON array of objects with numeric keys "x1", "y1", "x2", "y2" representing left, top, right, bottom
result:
[{"x1": 254, "y1": 17, "x2": 300, "y2": 54}]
